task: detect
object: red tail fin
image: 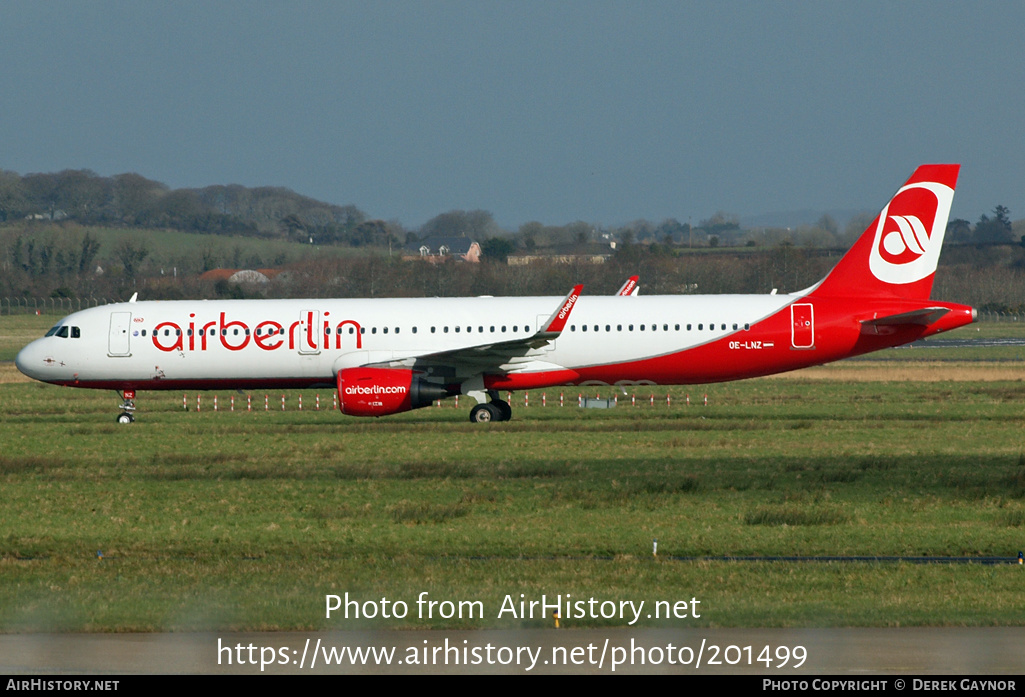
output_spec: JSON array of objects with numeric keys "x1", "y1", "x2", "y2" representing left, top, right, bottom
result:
[{"x1": 811, "y1": 165, "x2": 959, "y2": 300}]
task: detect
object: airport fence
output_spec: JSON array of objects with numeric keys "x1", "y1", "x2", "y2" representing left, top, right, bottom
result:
[
  {"x1": 1, "y1": 297, "x2": 112, "y2": 316},
  {"x1": 177, "y1": 390, "x2": 706, "y2": 414},
  {"x1": 976, "y1": 311, "x2": 1023, "y2": 322}
]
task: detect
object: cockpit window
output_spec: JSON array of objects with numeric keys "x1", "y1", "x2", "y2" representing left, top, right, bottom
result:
[
  {"x1": 71, "y1": 326, "x2": 81, "y2": 338},
  {"x1": 45, "y1": 325, "x2": 62, "y2": 337},
  {"x1": 56, "y1": 326, "x2": 69, "y2": 338}
]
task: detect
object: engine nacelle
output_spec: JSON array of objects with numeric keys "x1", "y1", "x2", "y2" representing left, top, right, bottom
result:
[{"x1": 336, "y1": 367, "x2": 450, "y2": 417}]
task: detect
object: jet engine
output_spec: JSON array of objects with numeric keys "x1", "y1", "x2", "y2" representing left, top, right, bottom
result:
[{"x1": 336, "y1": 367, "x2": 450, "y2": 416}]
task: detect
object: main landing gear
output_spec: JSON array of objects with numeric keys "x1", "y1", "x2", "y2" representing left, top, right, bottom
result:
[
  {"x1": 116, "y1": 389, "x2": 136, "y2": 424},
  {"x1": 469, "y1": 398, "x2": 512, "y2": 423}
]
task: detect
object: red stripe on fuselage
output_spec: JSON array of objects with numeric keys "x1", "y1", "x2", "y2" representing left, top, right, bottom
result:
[{"x1": 485, "y1": 298, "x2": 975, "y2": 391}]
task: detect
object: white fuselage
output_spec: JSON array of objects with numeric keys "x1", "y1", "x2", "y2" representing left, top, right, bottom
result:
[{"x1": 16, "y1": 294, "x2": 798, "y2": 391}]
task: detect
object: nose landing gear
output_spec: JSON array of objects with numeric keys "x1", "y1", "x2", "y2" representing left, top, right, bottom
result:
[{"x1": 116, "y1": 389, "x2": 137, "y2": 424}]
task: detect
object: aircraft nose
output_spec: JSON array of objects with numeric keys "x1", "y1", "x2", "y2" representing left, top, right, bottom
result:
[{"x1": 15, "y1": 340, "x2": 43, "y2": 380}]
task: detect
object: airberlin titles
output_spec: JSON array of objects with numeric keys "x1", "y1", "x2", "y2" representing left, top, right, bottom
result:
[
  {"x1": 558, "y1": 291, "x2": 579, "y2": 320},
  {"x1": 546, "y1": 284, "x2": 583, "y2": 333},
  {"x1": 343, "y1": 382, "x2": 408, "y2": 396},
  {"x1": 337, "y1": 368, "x2": 448, "y2": 417},
  {"x1": 150, "y1": 311, "x2": 362, "y2": 353}
]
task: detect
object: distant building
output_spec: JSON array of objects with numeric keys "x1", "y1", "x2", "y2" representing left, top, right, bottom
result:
[
  {"x1": 198, "y1": 269, "x2": 283, "y2": 284},
  {"x1": 402, "y1": 236, "x2": 481, "y2": 263},
  {"x1": 507, "y1": 254, "x2": 610, "y2": 266}
]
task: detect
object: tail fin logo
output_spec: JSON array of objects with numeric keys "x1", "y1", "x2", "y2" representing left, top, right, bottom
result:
[{"x1": 869, "y1": 181, "x2": 954, "y2": 285}]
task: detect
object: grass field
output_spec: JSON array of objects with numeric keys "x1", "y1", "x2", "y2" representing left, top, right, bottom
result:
[{"x1": 1, "y1": 315, "x2": 1024, "y2": 631}]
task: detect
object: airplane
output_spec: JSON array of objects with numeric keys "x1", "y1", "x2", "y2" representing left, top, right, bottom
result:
[
  {"x1": 616, "y1": 276, "x2": 639, "y2": 296},
  {"x1": 16, "y1": 164, "x2": 976, "y2": 424}
]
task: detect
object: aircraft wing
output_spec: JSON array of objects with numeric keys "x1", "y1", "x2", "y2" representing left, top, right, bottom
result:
[{"x1": 369, "y1": 285, "x2": 583, "y2": 375}]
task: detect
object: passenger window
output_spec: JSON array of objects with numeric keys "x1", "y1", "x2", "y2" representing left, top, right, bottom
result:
[{"x1": 383, "y1": 327, "x2": 388, "y2": 334}]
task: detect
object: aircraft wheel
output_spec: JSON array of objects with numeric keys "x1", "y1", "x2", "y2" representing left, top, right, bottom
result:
[
  {"x1": 469, "y1": 403, "x2": 499, "y2": 423},
  {"x1": 492, "y1": 400, "x2": 512, "y2": 421},
  {"x1": 116, "y1": 412, "x2": 135, "y2": 424}
]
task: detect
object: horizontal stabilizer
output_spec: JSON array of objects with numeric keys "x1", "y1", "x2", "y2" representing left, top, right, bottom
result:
[{"x1": 861, "y1": 307, "x2": 950, "y2": 329}]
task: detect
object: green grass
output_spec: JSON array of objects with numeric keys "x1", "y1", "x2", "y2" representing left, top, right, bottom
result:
[
  {"x1": 1, "y1": 317, "x2": 1025, "y2": 631},
  {"x1": 0, "y1": 315, "x2": 55, "y2": 361}
]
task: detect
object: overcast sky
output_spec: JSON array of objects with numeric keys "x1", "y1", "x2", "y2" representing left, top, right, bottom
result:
[{"x1": 1, "y1": 1, "x2": 1022, "y2": 229}]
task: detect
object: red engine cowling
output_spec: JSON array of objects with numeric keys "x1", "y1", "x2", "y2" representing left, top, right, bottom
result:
[{"x1": 336, "y1": 368, "x2": 450, "y2": 417}]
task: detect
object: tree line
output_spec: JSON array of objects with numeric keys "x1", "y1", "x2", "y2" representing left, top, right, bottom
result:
[
  {"x1": 1, "y1": 168, "x2": 1023, "y2": 312},
  {"x1": 4, "y1": 228, "x2": 1024, "y2": 315},
  {"x1": 0, "y1": 169, "x2": 373, "y2": 244},
  {"x1": 2, "y1": 168, "x2": 1021, "y2": 252}
]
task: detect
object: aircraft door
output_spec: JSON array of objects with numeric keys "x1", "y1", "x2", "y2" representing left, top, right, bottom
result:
[
  {"x1": 108, "y1": 312, "x2": 132, "y2": 356},
  {"x1": 791, "y1": 303, "x2": 814, "y2": 349}
]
